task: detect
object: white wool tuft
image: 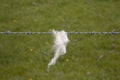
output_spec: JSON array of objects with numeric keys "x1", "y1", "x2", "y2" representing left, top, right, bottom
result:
[{"x1": 47, "y1": 30, "x2": 69, "y2": 72}]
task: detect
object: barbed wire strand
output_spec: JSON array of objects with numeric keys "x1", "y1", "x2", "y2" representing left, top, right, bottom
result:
[{"x1": 0, "y1": 31, "x2": 120, "y2": 35}]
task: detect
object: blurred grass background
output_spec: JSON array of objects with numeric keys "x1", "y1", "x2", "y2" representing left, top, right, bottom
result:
[{"x1": 0, "y1": 0, "x2": 120, "y2": 80}]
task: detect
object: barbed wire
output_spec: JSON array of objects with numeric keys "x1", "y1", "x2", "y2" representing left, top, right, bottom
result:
[{"x1": 0, "y1": 31, "x2": 120, "y2": 35}]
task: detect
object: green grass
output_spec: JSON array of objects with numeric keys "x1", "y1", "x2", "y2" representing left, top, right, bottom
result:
[{"x1": 0, "y1": 0, "x2": 120, "y2": 80}]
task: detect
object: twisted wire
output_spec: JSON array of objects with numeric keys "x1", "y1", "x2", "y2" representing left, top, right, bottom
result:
[{"x1": 0, "y1": 31, "x2": 120, "y2": 35}]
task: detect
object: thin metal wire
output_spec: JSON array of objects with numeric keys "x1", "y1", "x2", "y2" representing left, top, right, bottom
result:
[{"x1": 0, "y1": 31, "x2": 120, "y2": 35}]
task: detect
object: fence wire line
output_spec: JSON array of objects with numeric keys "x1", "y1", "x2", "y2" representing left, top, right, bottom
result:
[{"x1": 0, "y1": 31, "x2": 120, "y2": 35}]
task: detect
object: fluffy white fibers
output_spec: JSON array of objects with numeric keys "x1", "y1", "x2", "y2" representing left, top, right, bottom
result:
[{"x1": 47, "y1": 30, "x2": 69, "y2": 72}]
